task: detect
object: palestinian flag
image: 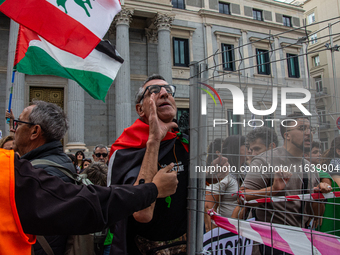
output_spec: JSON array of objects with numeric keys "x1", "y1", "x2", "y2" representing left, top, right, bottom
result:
[
  {"x1": 0, "y1": 0, "x2": 121, "y2": 58},
  {"x1": 108, "y1": 119, "x2": 189, "y2": 185},
  {"x1": 14, "y1": 26, "x2": 123, "y2": 102},
  {"x1": 108, "y1": 119, "x2": 189, "y2": 252}
]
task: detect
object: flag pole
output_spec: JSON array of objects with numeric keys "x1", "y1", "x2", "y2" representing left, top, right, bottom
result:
[{"x1": 6, "y1": 71, "x2": 15, "y2": 124}]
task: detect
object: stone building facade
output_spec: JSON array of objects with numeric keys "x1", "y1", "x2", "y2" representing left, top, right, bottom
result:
[
  {"x1": 300, "y1": 0, "x2": 340, "y2": 150},
  {"x1": 0, "y1": 0, "x2": 315, "y2": 152}
]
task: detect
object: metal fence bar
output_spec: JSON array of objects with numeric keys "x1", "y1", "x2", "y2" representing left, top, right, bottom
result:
[{"x1": 188, "y1": 61, "x2": 200, "y2": 255}]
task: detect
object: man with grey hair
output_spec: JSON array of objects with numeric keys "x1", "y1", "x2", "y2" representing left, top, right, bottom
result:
[
  {"x1": 12, "y1": 100, "x2": 76, "y2": 255},
  {"x1": 92, "y1": 144, "x2": 109, "y2": 164},
  {"x1": 109, "y1": 74, "x2": 189, "y2": 254}
]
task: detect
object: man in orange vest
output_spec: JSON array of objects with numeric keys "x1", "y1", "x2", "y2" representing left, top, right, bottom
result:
[
  {"x1": 1, "y1": 93, "x2": 178, "y2": 255},
  {"x1": 0, "y1": 147, "x2": 177, "y2": 254}
]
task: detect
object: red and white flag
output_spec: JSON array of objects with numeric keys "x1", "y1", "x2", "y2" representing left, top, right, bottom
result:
[
  {"x1": 0, "y1": 0, "x2": 121, "y2": 58},
  {"x1": 208, "y1": 210, "x2": 340, "y2": 255},
  {"x1": 240, "y1": 191, "x2": 340, "y2": 204},
  {"x1": 14, "y1": 26, "x2": 123, "y2": 102}
]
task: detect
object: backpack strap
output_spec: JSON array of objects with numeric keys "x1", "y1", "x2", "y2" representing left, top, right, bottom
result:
[
  {"x1": 31, "y1": 159, "x2": 76, "y2": 181},
  {"x1": 36, "y1": 236, "x2": 54, "y2": 255},
  {"x1": 31, "y1": 159, "x2": 93, "y2": 186}
]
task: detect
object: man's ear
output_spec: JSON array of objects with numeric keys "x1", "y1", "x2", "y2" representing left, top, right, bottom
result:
[
  {"x1": 30, "y1": 125, "x2": 43, "y2": 140},
  {"x1": 135, "y1": 103, "x2": 145, "y2": 118},
  {"x1": 269, "y1": 142, "x2": 276, "y2": 149},
  {"x1": 284, "y1": 132, "x2": 290, "y2": 140},
  {"x1": 336, "y1": 148, "x2": 340, "y2": 157}
]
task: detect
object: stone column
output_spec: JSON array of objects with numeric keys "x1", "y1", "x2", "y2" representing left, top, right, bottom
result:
[
  {"x1": 205, "y1": 24, "x2": 214, "y2": 78},
  {"x1": 155, "y1": 13, "x2": 174, "y2": 84},
  {"x1": 65, "y1": 80, "x2": 87, "y2": 152},
  {"x1": 5, "y1": 20, "x2": 25, "y2": 136},
  {"x1": 241, "y1": 30, "x2": 250, "y2": 78},
  {"x1": 114, "y1": 8, "x2": 133, "y2": 138},
  {"x1": 145, "y1": 28, "x2": 158, "y2": 75},
  {"x1": 274, "y1": 36, "x2": 283, "y2": 86}
]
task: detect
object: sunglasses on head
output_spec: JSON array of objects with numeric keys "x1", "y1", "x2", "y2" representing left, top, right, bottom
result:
[{"x1": 95, "y1": 153, "x2": 108, "y2": 158}]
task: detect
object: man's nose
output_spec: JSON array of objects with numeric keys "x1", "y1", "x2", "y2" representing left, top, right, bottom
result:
[{"x1": 159, "y1": 87, "x2": 169, "y2": 98}]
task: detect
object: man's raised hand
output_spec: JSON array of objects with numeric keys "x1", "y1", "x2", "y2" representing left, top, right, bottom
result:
[{"x1": 148, "y1": 93, "x2": 178, "y2": 143}]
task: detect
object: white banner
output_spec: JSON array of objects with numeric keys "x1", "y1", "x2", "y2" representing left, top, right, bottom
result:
[{"x1": 203, "y1": 219, "x2": 254, "y2": 255}]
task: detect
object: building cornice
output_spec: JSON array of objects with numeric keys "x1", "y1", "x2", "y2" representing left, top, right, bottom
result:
[
  {"x1": 250, "y1": 0, "x2": 305, "y2": 12},
  {"x1": 198, "y1": 9, "x2": 305, "y2": 36}
]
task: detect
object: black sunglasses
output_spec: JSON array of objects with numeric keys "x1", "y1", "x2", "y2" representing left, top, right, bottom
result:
[
  {"x1": 139, "y1": 85, "x2": 176, "y2": 103},
  {"x1": 13, "y1": 119, "x2": 36, "y2": 131},
  {"x1": 94, "y1": 153, "x2": 108, "y2": 158}
]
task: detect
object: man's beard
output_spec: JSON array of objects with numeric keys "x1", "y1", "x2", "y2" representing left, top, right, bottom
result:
[{"x1": 291, "y1": 138, "x2": 310, "y2": 152}]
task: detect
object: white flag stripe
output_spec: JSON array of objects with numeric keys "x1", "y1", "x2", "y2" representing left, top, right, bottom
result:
[
  {"x1": 30, "y1": 39, "x2": 120, "y2": 80},
  {"x1": 246, "y1": 191, "x2": 339, "y2": 204},
  {"x1": 228, "y1": 218, "x2": 266, "y2": 245},
  {"x1": 46, "y1": 0, "x2": 121, "y2": 39},
  {"x1": 274, "y1": 224, "x2": 321, "y2": 255},
  {"x1": 211, "y1": 211, "x2": 340, "y2": 255}
]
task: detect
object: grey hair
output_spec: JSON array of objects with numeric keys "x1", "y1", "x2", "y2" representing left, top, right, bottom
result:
[
  {"x1": 29, "y1": 100, "x2": 68, "y2": 142},
  {"x1": 83, "y1": 162, "x2": 108, "y2": 186},
  {"x1": 134, "y1": 74, "x2": 166, "y2": 105},
  {"x1": 93, "y1": 144, "x2": 108, "y2": 154},
  {"x1": 246, "y1": 126, "x2": 279, "y2": 148}
]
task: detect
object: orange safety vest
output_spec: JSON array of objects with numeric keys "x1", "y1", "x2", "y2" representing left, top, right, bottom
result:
[{"x1": 0, "y1": 149, "x2": 36, "y2": 254}]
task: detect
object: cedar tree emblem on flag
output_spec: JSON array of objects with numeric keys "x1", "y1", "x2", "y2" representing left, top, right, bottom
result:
[
  {"x1": 0, "y1": 0, "x2": 121, "y2": 58},
  {"x1": 14, "y1": 26, "x2": 124, "y2": 102}
]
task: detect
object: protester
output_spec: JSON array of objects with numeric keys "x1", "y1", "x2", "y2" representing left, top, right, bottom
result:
[
  {"x1": 204, "y1": 135, "x2": 245, "y2": 231},
  {"x1": 205, "y1": 138, "x2": 224, "y2": 185},
  {"x1": 67, "y1": 153, "x2": 77, "y2": 172},
  {"x1": 232, "y1": 127, "x2": 278, "y2": 219},
  {"x1": 304, "y1": 141, "x2": 322, "y2": 165},
  {"x1": 11, "y1": 100, "x2": 77, "y2": 255},
  {"x1": 108, "y1": 74, "x2": 189, "y2": 254},
  {"x1": 0, "y1": 148, "x2": 178, "y2": 255},
  {"x1": 5, "y1": 109, "x2": 15, "y2": 135},
  {"x1": 75, "y1": 150, "x2": 85, "y2": 172},
  {"x1": 204, "y1": 156, "x2": 238, "y2": 231},
  {"x1": 242, "y1": 113, "x2": 331, "y2": 254},
  {"x1": 93, "y1": 144, "x2": 109, "y2": 165},
  {"x1": 83, "y1": 162, "x2": 112, "y2": 254},
  {"x1": 319, "y1": 137, "x2": 340, "y2": 236},
  {"x1": 0, "y1": 135, "x2": 14, "y2": 150},
  {"x1": 246, "y1": 126, "x2": 278, "y2": 162},
  {"x1": 82, "y1": 158, "x2": 92, "y2": 171},
  {"x1": 222, "y1": 135, "x2": 246, "y2": 185}
]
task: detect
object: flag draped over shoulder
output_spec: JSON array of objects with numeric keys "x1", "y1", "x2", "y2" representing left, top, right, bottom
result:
[
  {"x1": 14, "y1": 26, "x2": 124, "y2": 102},
  {"x1": 108, "y1": 119, "x2": 180, "y2": 185},
  {"x1": 0, "y1": 0, "x2": 121, "y2": 58},
  {"x1": 108, "y1": 119, "x2": 189, "y2": 185}
]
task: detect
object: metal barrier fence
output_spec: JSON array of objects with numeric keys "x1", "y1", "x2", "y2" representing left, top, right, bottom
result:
[{"x1": 187, "y1": 17, "x2": 340, "y2": 255}]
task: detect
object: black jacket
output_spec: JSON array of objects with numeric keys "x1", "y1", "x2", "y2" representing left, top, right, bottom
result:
[
  {"x1": 20, "y1": 141, "x2": 77, "y2": 255},
  {"x1": 21, "y1": 140, "x2": 76, "y2": 183},
  {"x1": 14, "y1": 155, "x2": 158, "y2": 233}
]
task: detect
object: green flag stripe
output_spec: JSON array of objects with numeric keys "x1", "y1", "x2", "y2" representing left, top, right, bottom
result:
[{"x1": 15, "y1": 46, "x2": 113, "y2": 101}]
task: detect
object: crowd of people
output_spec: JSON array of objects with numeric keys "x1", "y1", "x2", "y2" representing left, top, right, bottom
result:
[
  {"x1": 0, "y1": 74, "x2": 181, "y2": 255},
  {"x1": 204, "y1": 117, "x2": 340, "y2": 254},
  {"x1": 1, "y1": 73, "x2": 339, "y2": 255}
]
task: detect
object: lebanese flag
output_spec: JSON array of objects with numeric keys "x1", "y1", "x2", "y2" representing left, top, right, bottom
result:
[
  {"x1": 14, "y1": 25, "x2": 124, "y2": 102},
  {"x1": 0, "y1": 0, "x2": 121, "y2": 58}
]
